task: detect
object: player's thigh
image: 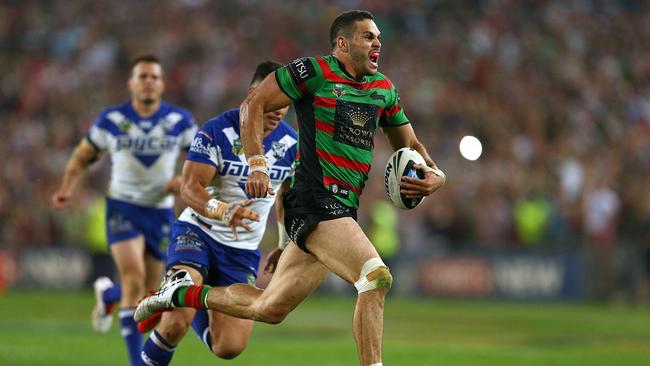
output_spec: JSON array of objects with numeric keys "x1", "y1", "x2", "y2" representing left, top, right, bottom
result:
[
  {"x1": 208, "y1": 310, "x2": 254, "y2": 350},
  {"x1": 110, "y1": 235, "x2": 146, "y2": 278},
  {"x1": 305, "y1": 217, "x2": 380, "y2": 284},
  {"x1": 258, "y1": 243, "x2": 329, "y2": 309}
]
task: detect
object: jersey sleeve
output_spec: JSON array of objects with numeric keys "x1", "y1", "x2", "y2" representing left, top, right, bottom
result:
[
  {"x1": 275, "y1": 57, "x2": 324, "y2": 100},
  {"x1": 86, "y1": 113, "x2": 110, "y2": 151},
  {"x1": 379, "y1": 84, "x2": 410, "y2": 128},
  {"x1": 187, "y1": 126, "x2": 221, "y2": 169}
]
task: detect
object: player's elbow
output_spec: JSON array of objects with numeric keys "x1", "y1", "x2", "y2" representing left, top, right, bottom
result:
[{"x1": 180, "y1": 180, "x2": 199, "y2": 206}]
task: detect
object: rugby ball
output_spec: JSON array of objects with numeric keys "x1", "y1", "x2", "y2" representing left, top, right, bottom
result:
[{"x1": 384, "y1": 148, "x2": 426, "y2": 209}]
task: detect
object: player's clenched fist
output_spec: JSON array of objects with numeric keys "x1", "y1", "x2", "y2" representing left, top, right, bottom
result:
[
  {"x1": 51, "y1": 190, "x2": 72, "y2": 209},
  {"x1": 246, "y1": 155, "x2": 274, "y2": 198},
  {"x1": 246, "y1": 171, "x2": 274, "y2": 198}
]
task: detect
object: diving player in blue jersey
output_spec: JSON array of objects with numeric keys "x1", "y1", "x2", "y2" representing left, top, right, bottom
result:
[
  {"x1": 137, "y1": 61, "x2": 297, "y2": 365},
  {"x1": 51, "y1": 55, "x2": 199, "y2": 365}
]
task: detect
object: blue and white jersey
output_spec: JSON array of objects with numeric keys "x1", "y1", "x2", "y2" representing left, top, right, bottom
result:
[
  {"x1": 178, "y1": 108, "x2": 297, "y2": 250},
  {"x1": 87, "y1": 101, "x2": 197, "y2": 208}
]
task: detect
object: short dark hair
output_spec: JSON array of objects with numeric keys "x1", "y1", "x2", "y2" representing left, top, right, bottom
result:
[
  {"x1": 329, "y1": 10, "x2": 374, "y2": 50},
  {"x1": 250, "y1": 60, "x2": 284, "y2": 85},
  {"x1": 130, "y1": 54, "x2": 162, "y2": 73}
]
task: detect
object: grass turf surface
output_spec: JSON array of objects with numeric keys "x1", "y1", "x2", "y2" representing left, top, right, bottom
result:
[{"x1": 0, "y1": 291, "x2": 649, "y2": 365}]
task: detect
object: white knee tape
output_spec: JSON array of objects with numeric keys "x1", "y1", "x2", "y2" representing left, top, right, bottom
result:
[{"x1": 354, "y1": 257, "x2": 391, "y2": 294}]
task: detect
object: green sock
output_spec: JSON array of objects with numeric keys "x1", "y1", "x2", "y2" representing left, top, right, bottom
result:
[{"x1": 172, "y1": 285, "x2": 212, "y2": 308}]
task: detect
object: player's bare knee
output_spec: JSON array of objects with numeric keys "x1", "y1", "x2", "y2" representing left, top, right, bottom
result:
[
  {"x1": 257, "y1": 303, "x2": 292, "y2": 324},
  {"x1": 354, "y1": 258, "x2": 393, "y2": 294},
  {"x1": 367, "y1": 267, "x2": 393, "y2": 294},
  {"x1": 212, "y1": 344, "x2": 245, "y2": 360}
]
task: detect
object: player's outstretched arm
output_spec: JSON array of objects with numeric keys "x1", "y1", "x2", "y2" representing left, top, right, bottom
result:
[
  {"x1": 180, "y1": 160, "x2": 260, "y2": 239},
  {"x1": 51, "y1": 138, "x2": 100, "y2": 209},
  {"x1": 240, "y1": 71, "x2": 293, "y2": 198},
  {"x1": 383, "y1": 124, "x2": 445, "y2": 198}
]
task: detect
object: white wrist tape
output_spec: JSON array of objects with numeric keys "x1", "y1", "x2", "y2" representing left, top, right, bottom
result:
[
  {"x1": 277, "y1": 222, "x2": 290, "y2": 250},
  {"x1": 248, "y1": 155, "x2": 269, "y2": 176},
  {"x1": 205, "y1": 198, "x2": 222, "y2": 215},
  {"x1": 205, "y1": 198, "x2": 241, "y2": 226},
  {"x1": 422, "y1": 165, "x2": 446, "y2": 183}
]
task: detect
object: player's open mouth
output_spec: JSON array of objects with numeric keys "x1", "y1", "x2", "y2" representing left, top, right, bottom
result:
[{"x1": 369, "y1": 51, "x2": 380, "y2": 66}]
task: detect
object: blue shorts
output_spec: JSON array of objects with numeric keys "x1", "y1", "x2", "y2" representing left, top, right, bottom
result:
[
  {"x1": 105, "y1": 197, "x2": 175, "y2": 260},
  {"x1": 166, "y1": 221, "x2": 260, "y2": 287}
]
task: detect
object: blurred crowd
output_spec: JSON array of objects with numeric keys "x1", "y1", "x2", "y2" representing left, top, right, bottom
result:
[{"x1": 1, "y1": 0, "x2": 649, "y2": 265}]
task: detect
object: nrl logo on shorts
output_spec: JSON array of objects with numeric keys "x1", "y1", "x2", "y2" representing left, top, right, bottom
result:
[
  {"x1": 231, "y1": 138, "x2": 244, "y2": 155},
  {"x1": 332, "y1": 83, "x2": 346, "y2": 99},
  {"x1": 247, "y1": 273, "x2": 256, "y2": 286},
  {"x1": 271, "y1": 141, "x2": 287, "y2": 159}
]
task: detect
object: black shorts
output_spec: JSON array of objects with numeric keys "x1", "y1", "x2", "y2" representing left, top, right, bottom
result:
[{"x1": 283, "y1": 186, "x2": 357, "y2": 253}]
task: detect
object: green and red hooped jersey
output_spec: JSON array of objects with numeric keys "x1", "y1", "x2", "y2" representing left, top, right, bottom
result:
[{"x1": 275, "y1": 54, "x2": 410, "y2": 208}]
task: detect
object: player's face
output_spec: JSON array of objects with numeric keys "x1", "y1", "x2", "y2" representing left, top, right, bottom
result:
[
  {"x1": 263, "y1": 105, "x2": 290, "y2": 133},
  {"x1": 348, "y1": 19, "x2": 382, "y2": 77},
  {"x1": 128, "y1": 62, "x2": 165, "y2": 105}
]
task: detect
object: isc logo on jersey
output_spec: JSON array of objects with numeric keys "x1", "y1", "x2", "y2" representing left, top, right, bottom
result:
[
  {"x1": 384, "y1": 148, "x2": 427, "y2": 209},
  {"x1": 116, "y1": 136, "x2": 178, "y2": 154}
]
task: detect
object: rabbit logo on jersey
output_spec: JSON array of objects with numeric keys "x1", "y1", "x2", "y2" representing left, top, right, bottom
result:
[{"x1": 271, "y1": 141, "x2": 287, "y2": 159}]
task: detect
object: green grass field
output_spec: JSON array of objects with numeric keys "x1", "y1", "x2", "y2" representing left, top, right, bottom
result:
[{"x1": 0, "y1": 291, "x2": 649, "y2": 366}]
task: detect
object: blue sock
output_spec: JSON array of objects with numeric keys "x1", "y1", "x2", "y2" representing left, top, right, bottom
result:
[
  {"x1": 191, "y1": 309, "x2": 212, "y2": 350},
  {"x1": 102, "y1": 284, "x2": 121, "y2": 305},
  {"x1": 139, "y1": 330, "x2": 176, "y2": 366},
  {"x1": 119, "y1": 308, "x2": 142, "y2": 366}
]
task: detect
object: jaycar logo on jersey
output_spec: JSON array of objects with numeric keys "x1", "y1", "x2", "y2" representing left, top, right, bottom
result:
[
  {"x1": 115, "y1": 136, "x2": 178, "y2": 154},
  {"x1": 288, "y1": 58, "x2": 316, "y2": 85},
  {"x1": 219, "y1": 160, "x2": 292, "y2": 182}
]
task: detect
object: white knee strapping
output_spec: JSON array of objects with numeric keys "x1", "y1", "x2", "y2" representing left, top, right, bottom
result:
[{"x1": 354, "y1": 257, "x2": 391, "y2": 294}]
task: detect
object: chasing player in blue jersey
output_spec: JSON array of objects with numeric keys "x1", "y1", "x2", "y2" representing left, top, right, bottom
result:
[
  {"x1": 51, "y1": 55, "x2": 198, "y2": 365},
  {"x1": 137, "y1": 61, "x2": 297, "y2": 365}
]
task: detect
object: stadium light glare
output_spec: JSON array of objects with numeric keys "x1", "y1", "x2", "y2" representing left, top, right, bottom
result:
[{"x1": 459, "y1": 135, "x2": 482, "y2": 161}]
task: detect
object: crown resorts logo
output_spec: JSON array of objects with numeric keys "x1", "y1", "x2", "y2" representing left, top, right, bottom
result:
[{"x1": 347, "y1": 107, "x2": 372, "y2": 127}]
